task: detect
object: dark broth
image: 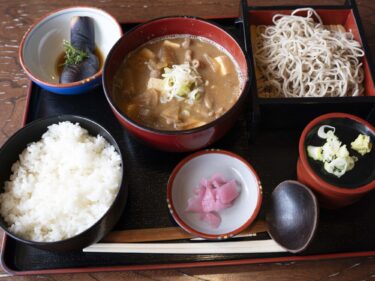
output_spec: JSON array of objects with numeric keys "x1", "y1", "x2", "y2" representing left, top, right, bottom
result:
[
  {"x1": 55, "y1": 48, "x2": 104, "y2": 78},
  {"x1": 112, "y1": 35, "x2": 242, "y2": 131}
]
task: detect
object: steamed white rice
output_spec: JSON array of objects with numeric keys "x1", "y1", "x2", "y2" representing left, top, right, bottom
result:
[{"x1": 0, "y1": 121, "x2": 122, "y2": 242}]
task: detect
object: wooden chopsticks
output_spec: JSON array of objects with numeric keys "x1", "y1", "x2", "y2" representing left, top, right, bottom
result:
[
  {"x1": 83, "y1": 220, "x2": 285, "y2": 254},
  {"x1": 101, "y1": 220, "x2": 268, "y2": 243},
  {"x1": 84, "y1": 239, "x2": 286, "y2": 254}
]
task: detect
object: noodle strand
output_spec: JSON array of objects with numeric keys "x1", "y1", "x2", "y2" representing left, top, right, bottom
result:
[{"x1": 254, "y1": 8, "x2": 365, "y2": 98}]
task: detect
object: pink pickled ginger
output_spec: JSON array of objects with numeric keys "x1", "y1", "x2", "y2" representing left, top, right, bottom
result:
[
  {"x1": 185, "y1": 174, "x2": 240, "y2": 228},
  {"x1": 200, "y1": 212, "x2": 221, "y2": 228},
  {"x1": 185, "y1": 186, "x2": 205, "y2": 212},
  {"x1": 216, "y1": 180, "x2": 239, "y2": 204}
]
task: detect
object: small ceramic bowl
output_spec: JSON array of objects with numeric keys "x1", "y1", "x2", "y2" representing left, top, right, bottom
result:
[
  {"x1": 298, "y1": 112, "x2": 375, "y2": 209},
  {"x1": 167, "y1": 150, "x2": 262, "y2": 239},
  {"x1": 19, "y1": 7, "x2": 122, "y2": 95},
  {"x1": 103, "y1": 16, "x2": 249, "y2": 152},
  {"x1": 0, "y1": 115, "x2": 127, "y2": 251}
]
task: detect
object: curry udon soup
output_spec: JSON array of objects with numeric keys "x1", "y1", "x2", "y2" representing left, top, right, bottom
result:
[{"x1": 112, "y1": 35, "x2": 243, "y2": 131}]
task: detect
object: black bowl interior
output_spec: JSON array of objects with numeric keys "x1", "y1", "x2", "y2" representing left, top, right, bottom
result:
[
  {"x1": 0, "y1": 115, "x2": 127, "y2": 251},
  {"x1": 305, "y1": 118, "x2": 375, "y2": 189},
  {"x1": 266, "y1": 181, "x2": 318, "y2": 253}
]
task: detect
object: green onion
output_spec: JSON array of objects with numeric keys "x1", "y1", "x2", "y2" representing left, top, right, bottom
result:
[{"x1": 62, "y1": 40, "x2": 89, "y2": 65}]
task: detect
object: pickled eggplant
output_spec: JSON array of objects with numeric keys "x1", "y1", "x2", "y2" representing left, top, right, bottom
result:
[{"x1": 60, "y1": 16, "x2": 99, "y2": 83}]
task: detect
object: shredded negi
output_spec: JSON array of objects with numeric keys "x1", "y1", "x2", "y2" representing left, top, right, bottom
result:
[
  {"x1": 160, "y1": 62, "x2": 204, "y2": 104},
  {"x1": 307, "y1": 126, "x2": 357, "y2": 177},
  {"x1": 62, "y1": 40, "x2": 89, "y2": 65}
]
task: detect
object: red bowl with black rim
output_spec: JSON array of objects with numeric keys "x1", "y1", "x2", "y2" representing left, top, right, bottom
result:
[
  {"x1": 102, "y1": 16, "x2": 249, "y2": 152},
  {"x1": 298, "y1": 113, "x2": 375, "y2": 209},
  {"x1": 166, "y1": 150, "x2": 262, "y2": 240}
]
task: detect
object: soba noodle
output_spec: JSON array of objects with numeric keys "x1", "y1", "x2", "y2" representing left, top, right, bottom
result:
[{"x1": 254, "y1": 8, "x2": 365, "y2": 98}]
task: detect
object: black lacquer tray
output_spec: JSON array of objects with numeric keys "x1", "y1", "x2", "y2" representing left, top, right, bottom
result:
[{"x1": 1, "y1": 16, "x2": 375, "y2": 276}]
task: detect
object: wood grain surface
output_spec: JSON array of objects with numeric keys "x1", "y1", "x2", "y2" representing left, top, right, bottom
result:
[{"x1": 0, "y1": 0, "x2": 374, "y2": 280}]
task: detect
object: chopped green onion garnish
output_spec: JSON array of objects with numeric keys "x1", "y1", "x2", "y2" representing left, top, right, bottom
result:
[{"x1": 62, "y1": 40, "x2": 89, "y2": 65}]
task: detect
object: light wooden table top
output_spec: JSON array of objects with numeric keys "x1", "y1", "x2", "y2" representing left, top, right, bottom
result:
[{"x1": 0, "y1": 0, "x2": 374, "y2": 280}]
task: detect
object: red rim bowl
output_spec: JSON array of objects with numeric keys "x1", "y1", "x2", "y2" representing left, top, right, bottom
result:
[
  {"x1": 103, "y1": 16, "x2": 250, "y2": 152},
  {"x1": 19, "y1": 6, "x2": 122, "y2": 95},
  {"x1": 298, "y1": 112, "x2": 375, "y2": 208},
  {"x1": 166, "y1": 149, "x2": 262, "y2": 240}
]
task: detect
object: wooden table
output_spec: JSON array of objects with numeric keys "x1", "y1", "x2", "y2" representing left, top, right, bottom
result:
[{"x1": 0, "y1": 0, "x2": 374, "y2": 279}]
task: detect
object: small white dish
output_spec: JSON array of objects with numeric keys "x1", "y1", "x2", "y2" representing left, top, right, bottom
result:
[
  {"x1": 167, "y1": 149, "x2": 263, "y2": 239},
  {"x1": 19, "y1": 6, "x2": 122, "y2": 94}
]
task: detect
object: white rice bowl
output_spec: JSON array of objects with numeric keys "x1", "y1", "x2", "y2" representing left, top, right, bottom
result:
[{"x1": 0, "y1": 121, "x2": 122, "y2": 242}]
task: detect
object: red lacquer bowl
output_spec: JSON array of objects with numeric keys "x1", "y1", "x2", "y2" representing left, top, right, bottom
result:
[
  {"x1": 102, "y1": 17, "x2": 249, "y2": 152},
  {"x1": 298, "y1": 113, "x2": 375, "y2": 209}
]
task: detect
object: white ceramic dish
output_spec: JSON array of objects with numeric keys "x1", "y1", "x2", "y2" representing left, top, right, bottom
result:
[
  {"x1": 167, "y1": 149, "x2": 262, "y2": 239},
  {"x1": 19, "y1": 6, "x2": 122, "y2": 94}
]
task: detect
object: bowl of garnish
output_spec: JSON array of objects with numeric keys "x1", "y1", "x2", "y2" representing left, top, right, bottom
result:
[
  {"x1": 0, "y1": 115, "x2": 127, "y2": 251},
  {"x1": 167, "y1": 150, "x2": 262, "y2": 239},
  {"x1": 298, "y1": 113, "x2": 375, "y2": 209},
  {"x1": 19, "y1": 7, "x2": 122, "y2": 95},
  {"x1": 103, "y1": 16, "x2": 249, "y2": 151}
]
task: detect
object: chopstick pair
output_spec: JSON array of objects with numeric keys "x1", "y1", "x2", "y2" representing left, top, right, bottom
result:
[
  {"x1": 101, "y1": 220, "x2": 268, "y2": 243},
  {"x1": 83, "y1": 239, "x2": 285, "y2": 254},
  {"x1": 83, "y1": 220, "x2": 287, "y2": 254}
]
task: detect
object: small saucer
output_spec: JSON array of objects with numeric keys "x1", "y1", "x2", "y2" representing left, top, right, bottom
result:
[{"x1": 167, "y1": 149, "x2": 262, "y2": 240}]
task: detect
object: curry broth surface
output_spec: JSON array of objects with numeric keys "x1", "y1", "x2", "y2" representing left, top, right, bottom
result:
[{"x1": 113, "y1": 35, "x2": 241, "y2": 130}]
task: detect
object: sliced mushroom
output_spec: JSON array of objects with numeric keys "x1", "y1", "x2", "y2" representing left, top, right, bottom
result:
[
  {"x1": 150, "y1": 69, "x2": 161, "y2": 78},
  {"x1": 180, "y1": 109, "x2": 191, "y2": 120},
  {"x1": 160, "y1": 105, "x2": 180, "y2": 124},
  {"x1": 125, "y1": 104, "x2": 138, "y2": 119},
  {"x1": 163, "y1": 40, "x2": 180, "y2": 49},
  {"x1": 181, "y1": 38, "x2": 191, "y2": 49},
  {"x1": 203, "y1": 53, "x2": 219, "y2": 72},
  {"x1": 139, "y1": 107, "x2": 151, "y2": 117},
  {"x1": 184, "y1": 49, "x2": 192, "y2": 62},
  {"x1": 138, "y1": 48, "x2": 156, "y2": 60},
  {"x1": 146, "y1": 59, "x2": 157, "y2": 70},
  {"x1": 192, "y1": 59, "x2": 200, "y2": 68},
  {"x1": 133, "y1": 89, "x2": 159, "y2": 107},
  {"x1": 203, "y1": 95, "x2": 213, "y2": 109},
  {"x1": 158, "y1": 45, "x2": 177, "y2": 68},
  {"x1": 146, "y1": 59, "x2": 162, "y2": 78},
  {"x1": 215, "y1": 107, "x2": 224, "y2": 118},
  {"x1": 147, "y1": 89, "x2": 159, "y2": 107},
  {"x1": 181, "y1": 119, "x2": 207, "y2": 130}
]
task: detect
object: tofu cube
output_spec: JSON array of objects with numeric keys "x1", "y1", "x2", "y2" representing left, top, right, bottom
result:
[
  {"x1": 138, "y1": 48, "x2": 155, "y2": 60},
  {"x1": 147, "y1": 77, "x2": 164, "y2": 92},
  {"x1": 163, "y1": 40, "x2": 181, "y2": 49}
]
